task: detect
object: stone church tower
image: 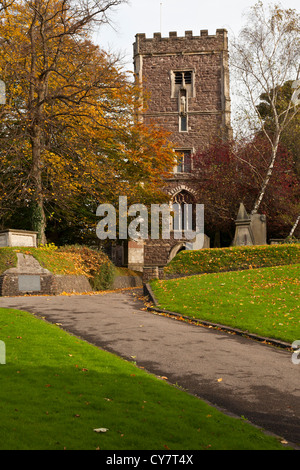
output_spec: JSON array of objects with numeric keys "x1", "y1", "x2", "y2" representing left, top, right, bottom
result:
[{"x1": 128, "y1": 29, "x2": 232, "y2": 277}]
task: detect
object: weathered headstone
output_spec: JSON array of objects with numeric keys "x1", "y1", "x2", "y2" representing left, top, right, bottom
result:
[
  {"x1": 250, "y1": 213, "x2": 267, "y2": 245},
  {"x1": 232, "y1": 203, "x2": 267, "y2": 246},
  {"x1": 232, "y1": 203, "x2": 254, "y2": 246}
]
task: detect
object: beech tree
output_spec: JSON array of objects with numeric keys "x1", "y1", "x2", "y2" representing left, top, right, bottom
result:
[
  {"x1": 0, "y1": 0, "x2": 174, "y2": 243},
  {"x1": 231, "y1": 2, "x2": 300, "y2": 216}
]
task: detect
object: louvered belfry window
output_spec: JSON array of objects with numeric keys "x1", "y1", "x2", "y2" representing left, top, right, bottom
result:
[{"x1": 174, "y1": 71, "x2": 192, "y2": 85}]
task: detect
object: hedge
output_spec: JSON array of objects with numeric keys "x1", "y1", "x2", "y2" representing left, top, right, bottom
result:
[{"x1": 164, "y1": 244, "x2": 300, "y2": 276}]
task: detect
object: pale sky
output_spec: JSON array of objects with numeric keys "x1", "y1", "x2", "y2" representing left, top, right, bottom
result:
[{"x1": 93, "y1": 0, "x2": 300, "y2": 71}]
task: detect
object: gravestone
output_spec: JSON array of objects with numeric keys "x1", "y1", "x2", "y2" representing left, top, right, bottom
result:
[
  {"x1": 232, "y1": 203, "x2": 254, "y2": 246},
  {"x1": 232, "y1": 203, "x2": 267, "y2": 246},
  {"x1": 250, "y1": 213, "x2": 267, "y2": 245}
]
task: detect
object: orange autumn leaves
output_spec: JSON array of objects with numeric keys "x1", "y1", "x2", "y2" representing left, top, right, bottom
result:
[{"x1": 0, "y1": 0, "x2": 175, "y2": 240}]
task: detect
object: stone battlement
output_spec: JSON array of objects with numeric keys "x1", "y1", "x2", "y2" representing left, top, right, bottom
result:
[
  {"x1": 135, "y1": 29, "x2": 227, "y2": 39},
  {"x1": 134, "y1": 29, "x2": 228, "y2": 56}
]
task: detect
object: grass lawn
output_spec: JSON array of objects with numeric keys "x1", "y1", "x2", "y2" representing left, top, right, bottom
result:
[
  {"x1": 0, "y1": 248, "x2": 17, "y2": 274},
  {"x1": 164, "y1": 244, "x2": 300, "y2": 276},
  {"x1": 150, "y1": 264, "x2": 300, "y2": 345},
  {"x1": 0, "y1": 308, "x2": 291, "y2": 450},
  {"x1": 0, "y1": 246, "x2": 78, "y2": 275}
]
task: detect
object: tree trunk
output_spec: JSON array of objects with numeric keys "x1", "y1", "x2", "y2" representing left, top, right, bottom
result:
[
  {"x1": 31, "y1": 130, "x2": 47, "y2": 245},
  {"x1": 251, "y1": 134, "x2": 280, "y2": 215},
  {"x1": 289, "y1": 215, "x2": 300, "y2": 238},
  {"x1": 28, "y1": 8, "x2": 47, "y2": 245}
]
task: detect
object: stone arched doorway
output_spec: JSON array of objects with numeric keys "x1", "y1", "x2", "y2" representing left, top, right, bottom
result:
[
  {"x1": 172, "y1": 189, "x2": 196, "y2": 232},
  {"x1": 167, "y1": 242, "x2": 186, "y2": 263}
]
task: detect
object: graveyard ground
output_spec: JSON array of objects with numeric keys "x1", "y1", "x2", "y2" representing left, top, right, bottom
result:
[
  {"x1": 150, "y1": 263, "x2": 300, "y2": 345},
  {"x1": 0, "y1": 307, "x2": 293, "y2": 450}
]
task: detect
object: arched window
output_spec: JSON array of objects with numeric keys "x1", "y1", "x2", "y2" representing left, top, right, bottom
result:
[{"x1": 172, "y1": 190, "x2": 195, "y2": 232}]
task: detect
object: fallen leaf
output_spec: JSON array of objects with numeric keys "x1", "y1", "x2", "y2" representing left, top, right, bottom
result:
[{"x1": 217, "y1": 378, "x2": 223, "y2": 382}]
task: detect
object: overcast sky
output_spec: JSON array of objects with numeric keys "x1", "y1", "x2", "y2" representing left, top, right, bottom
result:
[{"x1": 93, "y1": 0, "x2": 300, "y2": 71}]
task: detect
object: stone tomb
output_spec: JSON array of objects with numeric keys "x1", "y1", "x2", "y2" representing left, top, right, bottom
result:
[{"x1": 0, "y1": 229, "x2": 38, "y2": 248}]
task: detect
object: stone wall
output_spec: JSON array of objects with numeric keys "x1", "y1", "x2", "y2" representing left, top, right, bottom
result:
[
  {"x1": 132, "y1": 30, "x2": 232, "y2": 271},
  {"x1": 0, "y1": 273, "x2": 92, "y2": 296},
  {"x1": 134, "y1": 29, "x2": 232, "y2": 149},
  {"x1": 0, "y1": 252, "x2": 92, "y2": 296},
  {"x1": 143, "y1": 266, "x2": 165, "y2": 283}
]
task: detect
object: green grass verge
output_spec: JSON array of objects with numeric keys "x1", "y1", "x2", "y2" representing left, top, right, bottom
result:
[
  {"x1": 0, "y1": 308, "x2": 291, "y2": 450},
  {"x1": 0, "y1": 246, "x2": 82, "y2": 276},
  {"x1": 150, "y1": 264, "x2": 300, "y2": 344},
  {"x1": 0, "y1": 248, "x2": 17, "y2": 274},
  {"x1": 164, "y1": 244, "x2": 300, "y2": 276},
  {"x1": 114, "y1": 267, "x2": 142, "y2": 278}
]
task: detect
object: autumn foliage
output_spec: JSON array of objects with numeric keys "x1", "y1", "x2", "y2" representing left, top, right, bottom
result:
[
  {"x1": 192, "y1": 137, "x2": 300, "y2": 244},
  {"x1": 0, "y1": 0, "x2": 175, "y2": 244}
]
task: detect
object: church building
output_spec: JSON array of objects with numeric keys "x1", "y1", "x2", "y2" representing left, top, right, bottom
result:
[{"x1": 127, "y1": 29, "x2": 232, "y2": 279}]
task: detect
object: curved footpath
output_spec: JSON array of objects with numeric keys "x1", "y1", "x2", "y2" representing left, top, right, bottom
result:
[{"x1": 0, "y1": 288, "x2": 299, "y2": 448}]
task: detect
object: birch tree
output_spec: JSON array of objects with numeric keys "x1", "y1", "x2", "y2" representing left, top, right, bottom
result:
[{"x1": 231, "y1": 1, "x2": 300, "y2": 216}]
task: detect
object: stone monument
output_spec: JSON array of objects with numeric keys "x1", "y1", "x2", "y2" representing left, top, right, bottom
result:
[
  {"x1": 0, "y1": 229, "x2": 38, "y2": 248},
  {"x1": 232, "y1": 203, "x2": 267, "y2": 246}
]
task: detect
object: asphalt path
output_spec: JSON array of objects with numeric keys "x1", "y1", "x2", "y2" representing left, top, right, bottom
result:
[{"x1": 1, "y1": 289, "x2": 299, "y2": 447}]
